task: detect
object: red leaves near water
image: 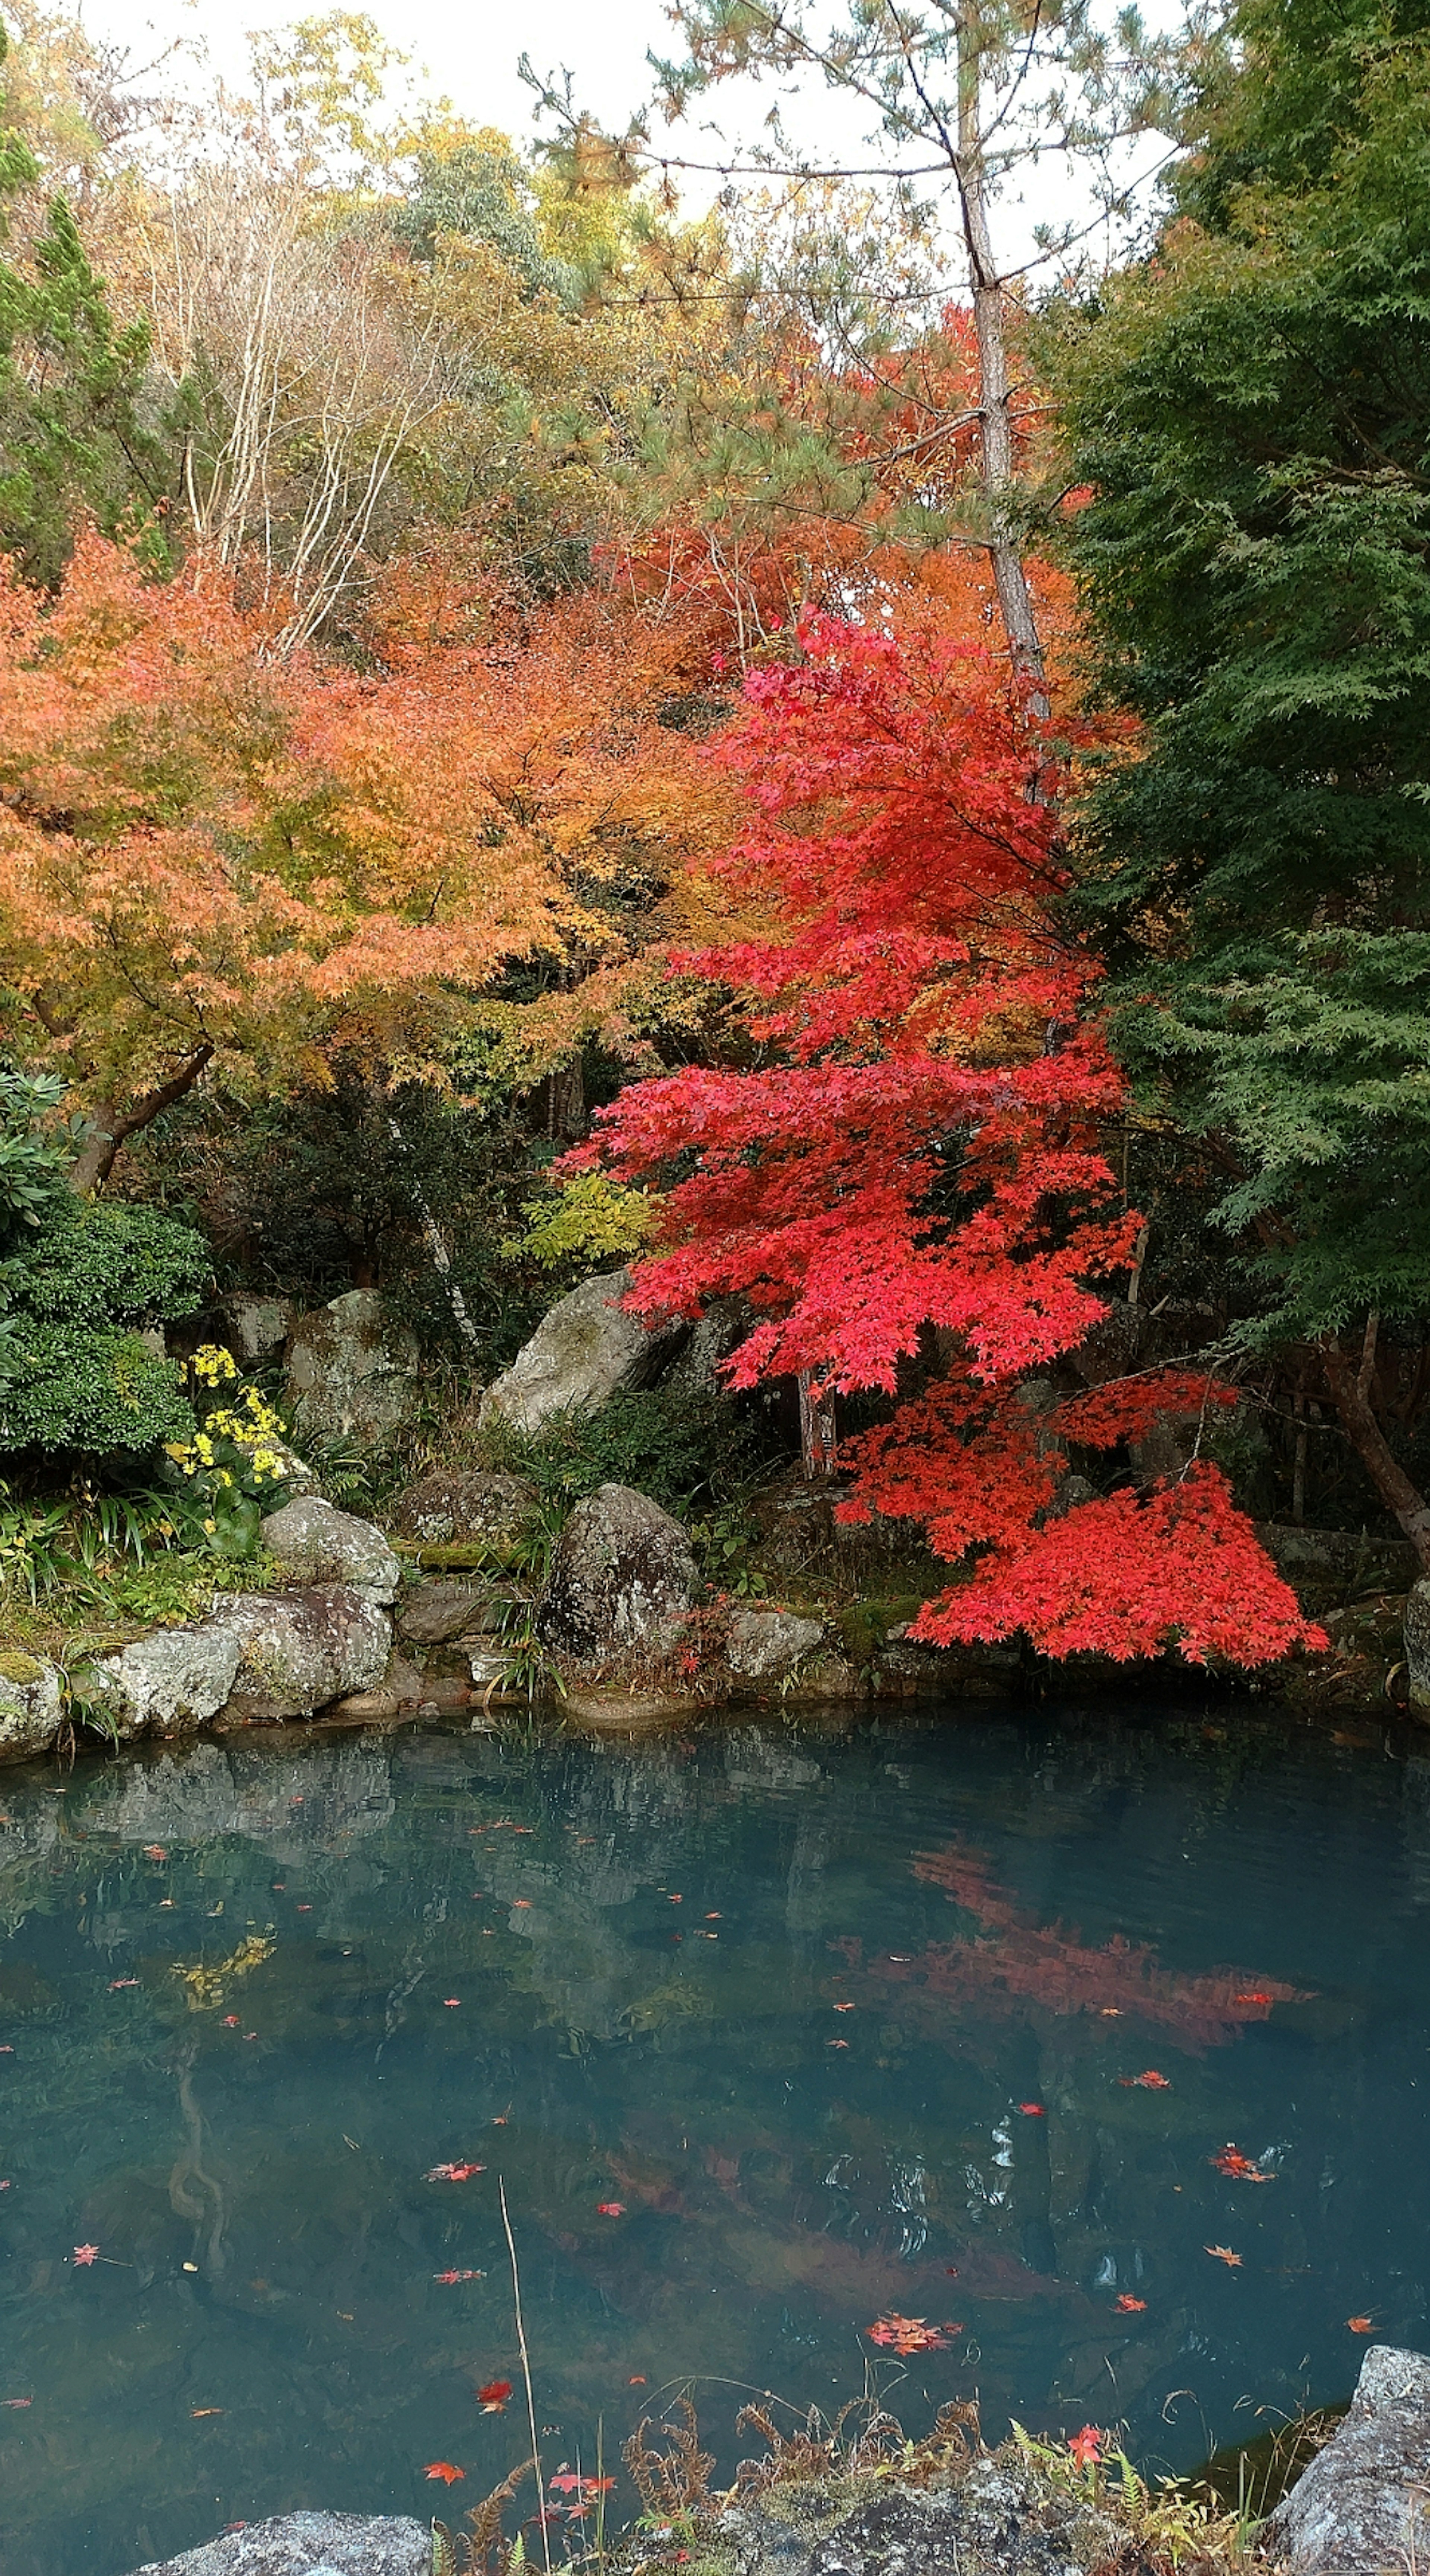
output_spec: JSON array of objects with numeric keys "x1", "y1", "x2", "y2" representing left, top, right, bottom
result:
[
  {"x1": 597, "y1": 2202, "x2": 626, "y2": 2217},
  {"x1": 1114, "y1": 2296, "x2": 1148, "y2": 2313},
  {"x1": 575, "y1": 612, "x2": 1321, "y2": 1675},
  {"x1": 477, "y1": 2381, "x2": 514, "y2": 2413},
  {"x1": 1016, "y1": 2103, "x2": 1046, "y2": 2117},
  {"x1": 1067, "y1": 2428, "x2": 1103, "y2": 2469},
  {"x1": 433, "y1": 2270, "x2": 483, "y2": 2284},
  {"x1": 426, "y1": 2163, "x2": 485, "y2": 2182},
  {"x1": 1210, "y1": 2146, "x2": 1274, "y2": 2182},
  {"x1": 426, "y1": 2463, "x2": 465, "y2": 2484},
  {"x1": 867, "y1": 2314, "x2": 957, "y2": 2355},
  {"x1": 1122, "y1": 2070, "x2": 1171, "y2": 2090},
  {"x1": 72, "y1": 2245, "x2": 99, "y2": 2267},
  {"x1": 1205, "y1": 2245, "x2": 1243, "y2": 2267},
  {"x1": 1347, "y1": 2317, "x2": 1376, "y2": 2334}
]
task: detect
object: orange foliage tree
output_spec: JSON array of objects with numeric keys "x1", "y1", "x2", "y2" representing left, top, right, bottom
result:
[{"x1": 0, "y1": 532, "x2": 730, "y2": 1190}]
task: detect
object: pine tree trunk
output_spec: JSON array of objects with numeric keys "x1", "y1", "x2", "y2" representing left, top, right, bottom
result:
[
  {"x1": 955, "y1": 19, "x2": 1049, "y2": 723},
  {"x1": 1320, "y1": 1326, "x2": 1430, "y2": 1573}
]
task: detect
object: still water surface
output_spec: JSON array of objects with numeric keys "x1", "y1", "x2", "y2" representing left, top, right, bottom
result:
[{"x1": 1, "y1": 1701, "x2": 1428, "y2": 2574}]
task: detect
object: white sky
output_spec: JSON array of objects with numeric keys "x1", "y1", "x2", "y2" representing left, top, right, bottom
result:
[{"x1": 74, "y1": 0, "x2": 1179, "y2": 290}]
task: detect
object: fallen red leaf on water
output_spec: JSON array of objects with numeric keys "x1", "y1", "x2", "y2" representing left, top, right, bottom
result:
[
  {"x1": 426, "y1": 2462, "x2": 465, "y2": 2483},
  {"x1": 72, "y1": 2245, "x2": 99, "y2": 2267},
  {"x1": 597, "y1": 2202, "x2": 626, "y2": 2216},
  {"x1": 222, "y1": 2015, "x2": 240, "y2": 2028},
  {"x1": 426, "y1": 2163, "x2": 485, "y2": 2182},
  {"x1": 629, "y1": 2376, "x2": 647, "y2": 2385},
  {"x1": 108, "y1": 1978, "x2": 140, "y2": 1991},
  {"x1": 1205, "y1": 2245, "x2": 1243, "y2": 2267},
  {"x1": 2, "y1": 2397, "x2": 32, "y2": 2407},
  {"x1": 1067, "y1": 2426, "x2": 1103, "y2": 2468},
  {"x1": 477, "y1": 2381, "x2": 513, "y2": 2412},
  {"x1": 827, "y1": 2039, "x2": 849, "y2": 2049},
  {"x1": 867, "y1": 2312, "x2": 950, "y2": 2354},
  {"x1": 191, "y1": 2407, "x2": 223, "y2": 2417},
  {"x1": 443, "y1": 1999, "x2": 461, "y2": 2008},
  {"x1": 143, "y1": 1846, "x2": 167, "y2": 1861},
  {"x1": 1210, "y1": 2145, "x2": 1273, "y2": 2182},
  {"x1": 549, "y1": 2472, "x2": 587, "y2": 2493},
  {"x1": 706, "y1": 1912, "x2": 722, "y2": 1920},
  {"x1": 833, "y1": 2003, "x2": 855, "y2": 2013},
  {"x1": 512, "y1": 1901, "x2": 530, "y2": 1910},
  {"x1": 1114, "y1": 2295, "x2": 1148, "y2": 2313},
  {"x1": 1347, "y1": 2316, "x2": 1376, "y2": 2334},
  {"x1": 1120, "y1": 2071, "x2": 1170, "y2": 2090},
  {"x1": 1235, "y1": 1992, "x2": 1275, "y2": 2006},
  {"x1": 1017, "y1": 2103, "x2": 1046, "y2": 2117},
  {"x1": 433, "y1": 2270, "x2": 484, "y2": 2283}
]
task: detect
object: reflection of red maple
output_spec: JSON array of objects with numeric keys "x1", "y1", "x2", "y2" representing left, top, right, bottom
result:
[{"x1": 870, "y1": 1843, "x2": 1304, "y2": 2052}]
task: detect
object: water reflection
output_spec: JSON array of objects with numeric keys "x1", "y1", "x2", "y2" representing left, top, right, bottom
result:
[{"x1": 0, "y1": 1702, "x2": 1425, "y2": 2576}]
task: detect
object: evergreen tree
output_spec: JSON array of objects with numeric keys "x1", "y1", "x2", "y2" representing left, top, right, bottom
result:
[
  {"x1": 1054, "y1": 0, "x2": 1430, "y2": 1562},
  {"x1": 0, "y1": 22, "x2": 171, "y2": 580}
]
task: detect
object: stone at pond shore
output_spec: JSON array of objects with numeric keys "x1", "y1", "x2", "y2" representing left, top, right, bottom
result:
[
  {"x1": 0, "y1": 1651, "x2": 63, "y2": 1761},
  {"x1": 285, "y1": 1290, "x2": 420, "y2": 1449},
  {"x1": 726, "y1": 1605, "x2": 826, "y2": 1682},
  {"x1": 537, "y1": 1481, "x2": 697, "y2": 1659},
  {"x1": 87, "y1": 1624, "x2": 242, "y2": 1742},
  {"x1": 261, "y1": 1497, "x2": 401, "y2": 1605},
  {"x1": 713, "y1": 2447, "x2": 1131, "y2": 2576},
  {"x1": 390, "y1": 1467, "x2": 537, "y2": 1550},
  {"x1": 125, "y1": 2508, "x2": 432, "y2": 2576},
  {"x1": 397, "y1": 1575, "x2": 496, "y2": 1643},
  {"x1": 1267, "y1": 2344, "x2": 1430, "y2": 2576},
  {"x1": 1404, "y1": 1581, "x2": 1430, "y2": 1717},
  {"x1": 480, "y1": 1267, "x2": 683, "y2": 1439},
  {"x1": 211, "y1": 1585, "x2": 391, "y2": 1723}
]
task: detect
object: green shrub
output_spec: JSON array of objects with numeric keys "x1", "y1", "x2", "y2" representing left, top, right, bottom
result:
[
  {"x1": 0, "y1": 1193, "x2": 210, "y2": 1457},
  {"x1": 482, "y1": 1383, "x2": 779, "y2": 1521}
]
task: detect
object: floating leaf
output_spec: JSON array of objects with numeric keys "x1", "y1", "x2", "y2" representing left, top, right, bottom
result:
[
  {"x1": 426, "y1": 2462, "x2": 465, "y2": 2484},
  {"x1": 1347, "y1": 2316, "x2": 1376, "y2": 2334},
  {"x1": 1120, "y1": 2070, "x2": 1170, "y2": 2090},
  {"x1": 597, "y1": 2201, "x2": 626, "y2": 2216},
  {"x1": 1114, "y1": 2295, "x2": 1147, "y2": 2313},
  {"x1": 1210, "y1": 2145, "x2": 1273, "y2": 2182},
  {"x1": 477, "y1": 2380, "x2": 513, "y2": 2413},
  {"x1": 867, "y1": 2312, "x2": 950, "y2": 2354},
  {"x1": 1205, "y1": 2244, "x2": 1243, "y2": 2267},
  {"x1": 72, "y1": 2244, "x2": 99, "y2": 2267}
]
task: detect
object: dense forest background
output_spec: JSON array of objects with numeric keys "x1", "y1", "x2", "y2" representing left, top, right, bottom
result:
[{"x1": 0, "y1": 0, "x2": 1426, "y2": 1671}]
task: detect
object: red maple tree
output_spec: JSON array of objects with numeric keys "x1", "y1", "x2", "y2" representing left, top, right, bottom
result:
[{"x1": 572, "y1": 610, "x2": 1321, "y2": 1668}]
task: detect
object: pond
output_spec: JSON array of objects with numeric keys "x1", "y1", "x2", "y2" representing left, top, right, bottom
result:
[{"x1": 0, "y1": 1699, "x2": 1427, "y2": 2576}]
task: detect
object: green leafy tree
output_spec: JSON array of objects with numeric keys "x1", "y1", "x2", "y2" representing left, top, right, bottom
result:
[
  {"x1": 0, "y1": 22, "x2": 171, "y2": 579},
  {"x1": 1055, "y1": 0, "x2": 1430, "y2": 1562}
]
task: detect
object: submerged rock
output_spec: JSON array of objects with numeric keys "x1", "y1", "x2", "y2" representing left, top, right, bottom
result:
[
  {"x1": 390, "y1": 1467, "x2": 537, "y2": 1549},
  {"x1": 537, "y1": 1481, "x2": 696, "y2": 1659},
  {"x1": 88, "y1": 1625, "x2": 242, "y2": 1742},
  {"x1": 726, "y1": 1606, "x2": 826, "y2": 1682},
  {"x1": 1267, "y1": 2344, "x2": 1430, "y2": 2576},
  {"x1": 481, "y1": 1267, "x2": 681, "y2": 1438},
  {"x1": 285, "y1": 1290, "x2": 420, "y2": 1449},
  {"x1": 127, "y1": 2508, "x2": 431, "y2": 2576},
  {"x1": 212, "y1": 1585, "x2": 391, "y2": 1723},
  {"x1": 261, "y1": 1497, "x2": 400, "y2": 1604},
  {"x1": 0, "y1": 1651, "x2": 63, "y2": 1761}
]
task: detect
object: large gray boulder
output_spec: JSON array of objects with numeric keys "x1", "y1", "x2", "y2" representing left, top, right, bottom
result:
[
  {"x1": 397, "y1": 1577, "x2": 495, "y2": 1644},
  {"x1": 211, "y1": 1585, "x2": 391, "y2": 1723},
  {"x1": 221, "y1": 1291, "x2": 296, "y2": 1365},
  {"x1": 88, "y1": 1625, "x2": 242, "y2": 1742},
  {"x1": 480, "y1": 1268, "x2": 682, "y2": 1439},
  {"x1": 261, "y1": 1497, "x2": 400, "y2": 1604},
  {"x1": 1406, "y1": 1581, "x2": 1430, "y2": 1718},
  {"x1": 713, "y1": 2446, "x2": 1131, "y2": 2576},
  {"x1": 127, "y1": 2509, "x2": 431, "y2": 2576},
  {"x1": 726, "y1": 1606, "x2": 826, "y2": 1682},
  {"x1": 1268, "y1": 2345, "x2": 1430, "y2": 2576},
  {"x1": 284, "y1": 1290, "x2": 420, "y2": 1449},
  {"x1": 0, "y1": 1652, "x2": 63, "y2": 1761},
  {"x1": 537, "y1": 1482, "x2": 697, "y2": 1659},
  {"x1": 390, "y1": 1467, "x2": 537, "y2": 1549}
]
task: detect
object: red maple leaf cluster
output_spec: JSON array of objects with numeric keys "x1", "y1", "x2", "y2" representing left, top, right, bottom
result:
[{"x1": 576, "y1": 615, "x2": 1322, "y2": 1669}]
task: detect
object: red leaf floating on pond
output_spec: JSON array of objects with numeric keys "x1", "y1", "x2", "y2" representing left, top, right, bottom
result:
[
  {"x1": 1347, "y1": 2317, "x2": 1376, "y2": 2334},
  {"x1": 72, "y1": 2244, "x2": 99, "y2": 2267},
  {"x1": 477, "y1": 2380, "x2": 513, "y2": 2412},
  {"x1": 867, "y1": 2313, "x2": 951, "y2": 2354},
  {"x1": 1210, "y1": 2145, "x2": 1273, "y2": 2182},
  {"x1": 1017, "y1": 2103, "x2": 1045, "y2": 2117},
  {"x1": 1121, "y1": 2070, "x2": 1170, "y2": 2090},
  {"x1": 1114, "y1": 2295, "x2": 1147, "y2": 2313},
  {"x1": 597, "y1": 2201, "x2": 626, "y2": 2216},
  {"x1": 425, "y1": 2462, "x2": 465, "y2": 2484},
  {"x1": 426, "y1": 2163, "x2": 485, "y2": 2182}
]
